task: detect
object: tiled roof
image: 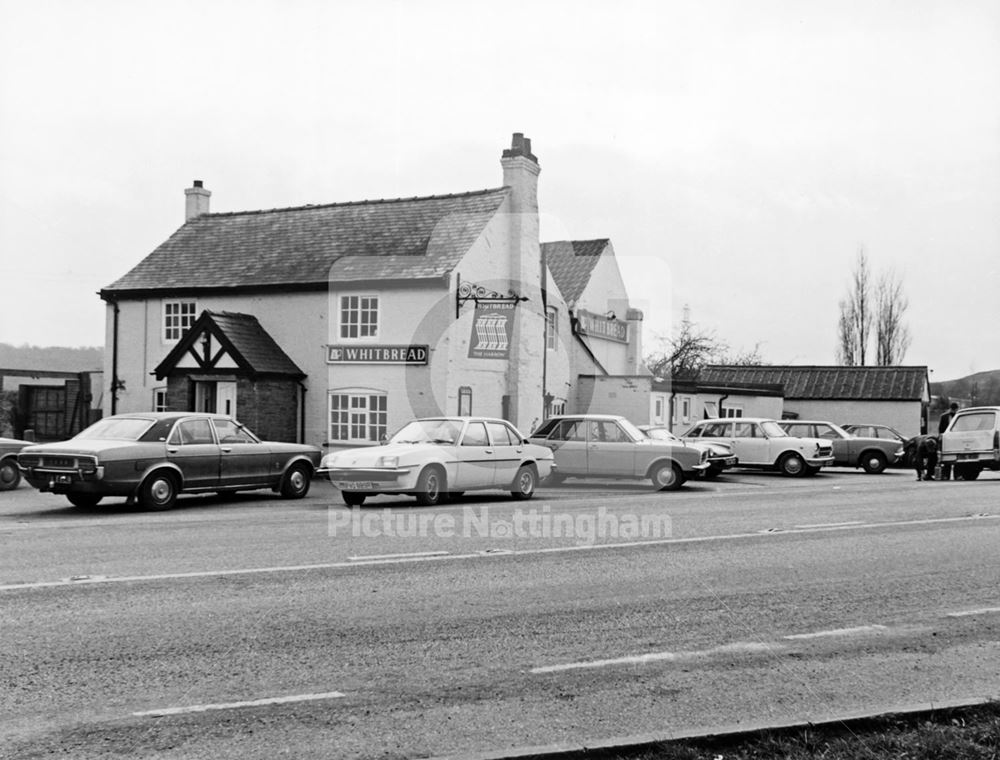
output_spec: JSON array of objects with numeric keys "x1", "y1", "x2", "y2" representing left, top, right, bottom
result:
[
  {"x1": 104, "y1": 188, "x2": 510, "y2": 295},
  {"x1": 155, "y1": 311, "x2": 304, "y2": 378},
  {"x1": 699, "y1": 365, "x2": 929, "y2": 401},
  {"x1": 542, "y1": 239, "x2": 609, "y2": 306}
]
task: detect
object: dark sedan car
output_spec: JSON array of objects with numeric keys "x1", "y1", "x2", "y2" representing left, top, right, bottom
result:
[
  {"x1": 778, "y1": 420, "x2": 904, "y2": 474},
  {"x1": 17, "y1": 413, "x2": 322, "y2": 510},
  {"x1": 1, "y1": 436, "x2": 34, "y2": 491}
]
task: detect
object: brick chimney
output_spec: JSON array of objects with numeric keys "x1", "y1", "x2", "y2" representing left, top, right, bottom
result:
[
  {"x1": 499, "y1": 133, "x2": 544, "y2": 431},
  {"x1": 184, "y1": 180, "x2": 211, "y2": 220}
]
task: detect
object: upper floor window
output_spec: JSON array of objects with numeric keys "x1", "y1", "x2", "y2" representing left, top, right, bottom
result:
[
  {"x1": 545, "y1": 307, "x2": 558, "y2": 350},
  {"x1": 340, "y1": 295, "x2": 379, "y2": 340},
  {"x1": 163, "y1": 300, "x2": 197, "y2": 342}
]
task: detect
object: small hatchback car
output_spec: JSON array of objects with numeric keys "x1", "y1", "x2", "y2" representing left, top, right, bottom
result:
[
  {"x1": 319, "y1": 417, "x2": 555, "y2": 506},
  {"x1": 683, "y1": 418, "x2": 834, "y2": 476},
  {"x1": 18, "y1": 413, "x2": 322, "y2": 510},
  {"x1": 778, "y1": 420, "x2": 904, "y2": 474},
  {"x1": 529, "y1": 414, "x2": 708, "y2": 490}
]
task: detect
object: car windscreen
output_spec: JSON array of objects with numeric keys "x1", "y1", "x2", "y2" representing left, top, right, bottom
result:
[
  {"x1": 74, "y1": 417, "x2": 155, "y2": 441},
  {"x1": 760, "y1": 421, "x2": 788, "y2": 437},
  {"x1": 390, "y1": 419, "x2": 462, "y2": 445},
  {"x1": 615, "y1": 418, "x2": 645, "y2": 442}
]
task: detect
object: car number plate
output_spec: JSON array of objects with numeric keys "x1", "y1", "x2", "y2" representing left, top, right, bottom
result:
[
  {"x1": 337, "y1": 481, "x2": 374, "y2": 491},
  {"x1": 957, "y1": 453, "x2": 977, "y2": 460}
]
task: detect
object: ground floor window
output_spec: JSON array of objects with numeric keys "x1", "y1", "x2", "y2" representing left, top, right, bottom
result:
[
  {"x1": 724, "y1": 405, "x2": 744, "y2": 418},
  {"x1": 458, "y1": 386, "x2": 472, "y2": 416},
  {"x1": 329, "y1": 390, "x2": 387, "y2": 442}
]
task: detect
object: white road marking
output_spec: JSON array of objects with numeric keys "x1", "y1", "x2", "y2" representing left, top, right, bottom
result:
[
  {"x1": 1, "y1": 514, "x2": 996, "y2": 592},
  {"x1": 531, "y1": 642, "x2": 779, "y2": 674},
  {"x1": 784, "y1": 625, "x2": 887, "y2": 640},
  {"x1": 132, "y1": 690, "x2": 345, "y2": 717},
  {"x1": 794, "y1": 521, "x2": 865, "y2": 529},
  {"x1": 945, "y1": 607, "x2": 1000, "y2": 618},
  {"x1": 348, "y1": 551, "x2": 449, "y2": 561}
]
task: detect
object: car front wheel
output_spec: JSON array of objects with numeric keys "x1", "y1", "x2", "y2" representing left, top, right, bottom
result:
[
  {"x1": 280, "y1": 463, "x2": 312, "y2": 499},
  {"x1": 0, "y1": 458, "x2": 21, "y2": 490},
  {"x1": 651, "y1": 462, "x2": 684, "y2": 491},
  {"x1": 511, "y1": 465, "x2": 537, "y2": 500},
  {"x1": 861, "y1": 451, "x2": 888, "y2": 474},
  {"x1": 414, "y1": 466, "x2": 444, "y2": 506},
  {"x1": 779, "y1": 453, "x2": 806, "y2": 477},
  {"x1": 139, "y1": 471, "x2": 179, "y2": 510}
]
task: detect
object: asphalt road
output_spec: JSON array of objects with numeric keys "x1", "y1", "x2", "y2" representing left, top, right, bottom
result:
[{"x1": 2, "y1": 468, "x2": 999, "y2": 759}]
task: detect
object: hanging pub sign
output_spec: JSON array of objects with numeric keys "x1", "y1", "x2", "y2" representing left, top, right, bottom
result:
[
  {"x1": 574, "y1": 309, "x2": 628, "y2": 343},
  {"x1": 468, "y1": 301, "x2": 515, "y2": 359},
  {"x1": 326, "y1": 345, "x2": 428, "y2": 364}
]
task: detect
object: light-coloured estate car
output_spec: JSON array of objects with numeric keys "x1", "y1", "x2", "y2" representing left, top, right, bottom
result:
[
  {"x1": 682, "y1": 418, "x2": 834, "y2": 476},
  {"x1": 528, "y1": 414, "x2": 709, "y2": 490},
  {"x1": 17, "y1": 413, "x2": 322, "y2": 509},
  {"x1": 778, "y1": 420, "x2": 904, "y2": 474},
  {"x1": 638, "y1": 425, "x2": 737, "y2": 479},
  {"x1": 319, "y1": 417, "x2": 554, "y2": 506},
  {"x1": 939, "y1": 406, "x2": 1000, "y2": 480}
]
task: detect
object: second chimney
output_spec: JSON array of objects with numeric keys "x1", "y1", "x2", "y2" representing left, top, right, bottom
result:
[{"x1": 184, "y1": 180, "x2": 211, "y2": 221}]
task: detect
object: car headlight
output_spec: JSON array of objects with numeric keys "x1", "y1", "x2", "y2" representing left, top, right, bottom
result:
[{"x1": 375, "y1": 455, "x2": 399, "y2": 468}]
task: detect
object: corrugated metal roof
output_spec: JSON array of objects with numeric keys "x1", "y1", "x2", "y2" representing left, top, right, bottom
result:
[{"x1": 699, "y1": 365, "x2": 929, "y2": 400}]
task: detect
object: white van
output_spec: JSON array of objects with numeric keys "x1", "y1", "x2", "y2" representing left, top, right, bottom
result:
[{"x1": 939, "y1": 406, "x2": 1000, "y2": 480}]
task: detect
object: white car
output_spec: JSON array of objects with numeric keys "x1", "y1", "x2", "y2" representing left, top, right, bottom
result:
[
  {"x1": 939, "y1": 406, "x2": 1000, "y2": 480},
  {"x1": 318, "y1": 417, "x2": 555, "y2": 506},
  {"x1": 682, "y1": 417, "x2": 835, "y2": 476}
]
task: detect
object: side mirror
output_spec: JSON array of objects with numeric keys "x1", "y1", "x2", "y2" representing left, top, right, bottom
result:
[
  {"x1": 523, "y1": 438, "x2": 530, "y2": 445},
  {"x1": 380, "y1": 434, "x2": 388, "y2": 445}
]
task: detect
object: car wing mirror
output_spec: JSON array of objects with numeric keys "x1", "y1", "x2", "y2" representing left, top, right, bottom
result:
[{"x1": 380, "y1": 434, "x2": 388, "y2": 445}]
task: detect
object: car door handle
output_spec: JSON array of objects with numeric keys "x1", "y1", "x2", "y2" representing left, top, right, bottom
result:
[
  {"x1": 221, "y1": 447, "x2": 232, "y2": 453},
  {"x1": 484, "y1": 449, "x2": 494, "y2": 455},
  {"x1": 167, "y1": 447, "x2": 179, "y2": 454}
]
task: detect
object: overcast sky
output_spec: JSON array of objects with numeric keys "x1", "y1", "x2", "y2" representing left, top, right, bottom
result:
[{"x1": 1, "y1": 0, "x2": 997, "y2": 382}]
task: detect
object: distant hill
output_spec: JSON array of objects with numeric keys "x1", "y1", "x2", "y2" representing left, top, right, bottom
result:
[
  {"x1": 930, "y1": 369, "x2": 1000, "y2": 407},
  {"x1": 0, "y1": 343, "x2": 103, "y2": 373}
]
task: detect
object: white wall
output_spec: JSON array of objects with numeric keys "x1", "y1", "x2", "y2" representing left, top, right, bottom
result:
[{"x1": 783, "y1": 399, "x2": 923, "y2": 437}]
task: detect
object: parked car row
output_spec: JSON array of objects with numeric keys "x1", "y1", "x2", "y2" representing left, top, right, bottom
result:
[{"x1": 9, "y1": 407, "x2": 997, "y2": 509}]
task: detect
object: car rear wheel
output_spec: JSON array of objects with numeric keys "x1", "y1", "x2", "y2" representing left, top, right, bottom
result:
[
  {"x1": 779, "y1": 452, "x2": 806, "y2": 477},
  {"x1": 651, "y1": 462, "x2": 684, "y2": 491},
  {"x1": 280, "y1": 463, "x2": 312, "y2": 499},
  {"x1": 414, "y1": 466, "x2": 444, "y2": 506},
  {"x1": 861, "y1": 451, "x2": 888, "y2": 474},
  {"x1": 0, "y1": 458, "x2": 21, "y2": 490},
  {"x1": 139, "y1": 471, "x2": 178, "y2": 510},
  {"x1": 955, "y1": 464, "x2": 982, "y2": 481},
  {"x1": 342, "y1": 491, "x2": 367, "y2": 506},
  {"x1": 67, "y1": 493, "x2": 102, "y2": 508},
  {"x1": 511, "y1": 465, "x2": 537, "y2": 500}
]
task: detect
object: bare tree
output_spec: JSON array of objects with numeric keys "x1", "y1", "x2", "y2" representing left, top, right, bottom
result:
[
  {"x1": 645, "y1": 312, "x2": 765, "y2": 379},
  {"x1": 836, "y1": 249, "x2": 873, "y2": 365},
  {"x1": 875, "y1": 269, "x2": 911, "y2": 365}
]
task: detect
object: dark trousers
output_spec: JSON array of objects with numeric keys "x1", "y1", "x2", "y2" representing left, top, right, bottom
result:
[{"x1": 916, "y1": 452, "x2": 938, "y2": 480}]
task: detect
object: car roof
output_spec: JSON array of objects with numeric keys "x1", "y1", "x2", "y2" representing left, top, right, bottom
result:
[
  {"x1": 541, "y1": 414, "x2": 627, "y2": 421},
  {"x1": 778, "y1": 420, "x2": 841, "y2": 425},
  {"x1": 107, "y1": 412, "x2": 234, "y2": 421},
  {"x1": 690, "y1": 417, "x2": 777, "y2": 424}
]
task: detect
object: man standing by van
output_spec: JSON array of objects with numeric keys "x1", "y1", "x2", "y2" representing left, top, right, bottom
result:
[{"x1": 938, "y1": 402, "x2": 959, "y2": 479}]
